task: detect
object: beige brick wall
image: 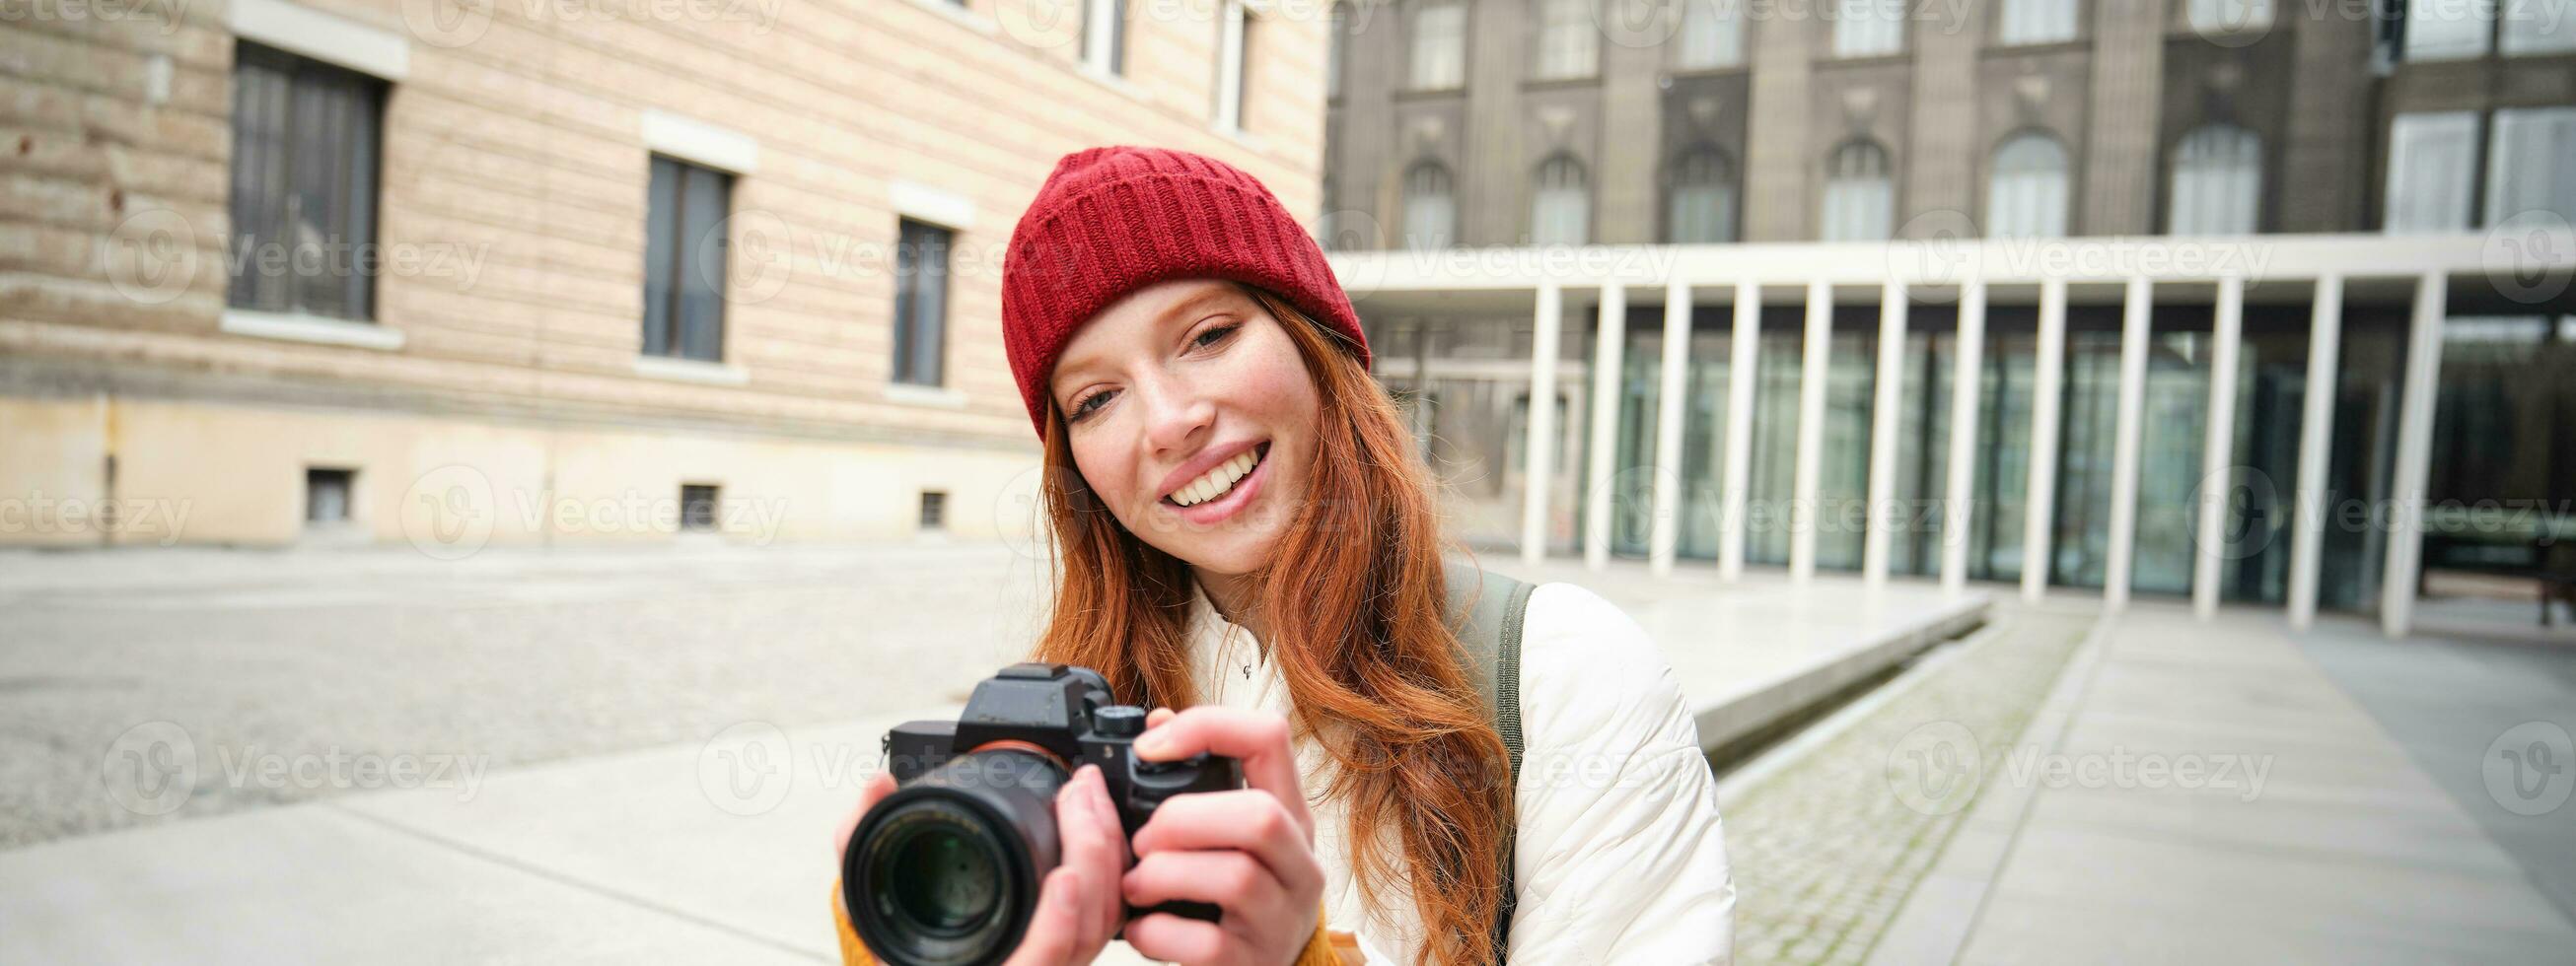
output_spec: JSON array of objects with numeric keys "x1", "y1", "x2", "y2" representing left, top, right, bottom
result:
[{"x1": 0, "y1": 0, "x2": 1330, "y2": 547}]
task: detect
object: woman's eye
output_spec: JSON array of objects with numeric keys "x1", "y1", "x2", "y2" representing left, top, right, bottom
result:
[
  {"x1": 1191, "y1": 323, "x2": 1240, "y2": 351},
  {"x1": 1069, "y1": 389, "x2": 1113, "y2": 421}
]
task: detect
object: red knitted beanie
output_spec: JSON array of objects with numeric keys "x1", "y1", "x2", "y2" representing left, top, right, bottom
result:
[{"x1": 1001, "y1": 145, "x2": 1368, "y2": 437}]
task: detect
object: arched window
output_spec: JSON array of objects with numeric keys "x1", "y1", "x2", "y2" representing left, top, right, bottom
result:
[
  {"x1": 1536, "y1": 0, "x2": 1600, "y2": 79},
  {"x1": 1820, "y1": 140, "x2": 1894, "y2": 242},
  {"x1": 1531, "y1": 154, "x2": 1590, "y2": 246},
  {"x1": 1408, "y1": 0, "x2": 1467, "y2": 90},
  {"x1": 1401, "y1": 162, "x2": 1457, "y2": 250},
  {"x1": 1986, "y1": 132, "x2": 2070, "y2": 239},
  {"x1": 1666, "y1": 146, "x2": 1738, "y2": 243},
  {"x1": 1998, "y1": 0, "x2": 2076, "y2": 44},
  {"x1": 1833, "y1": 0, "x2": 1905, "y2": 57},
  {"x1": 1675, "y1": 0, "x2": 1744, "y2": 69},
  {"x1": 2168, "y1": 124, "x2": 2261, "y2": 235}
]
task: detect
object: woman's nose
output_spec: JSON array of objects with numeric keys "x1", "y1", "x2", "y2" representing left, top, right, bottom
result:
[{"x1": 1140, "y1": 379, "x2": 1215, "y2": 454}]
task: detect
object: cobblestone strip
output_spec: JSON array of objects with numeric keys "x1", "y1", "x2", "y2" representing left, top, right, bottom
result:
[{"x1": 1720, "y1": 609, "x2": 2097, "y2": 965}]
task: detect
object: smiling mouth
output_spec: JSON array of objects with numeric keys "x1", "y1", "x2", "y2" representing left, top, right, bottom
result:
[{"x1": 1164, "y1": 443, "x2": 1269, "y2": 508}]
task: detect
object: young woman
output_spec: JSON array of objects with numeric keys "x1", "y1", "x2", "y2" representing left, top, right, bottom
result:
[{"x1": 833, "y1": 147, "x2": 1735, "y2": 966}]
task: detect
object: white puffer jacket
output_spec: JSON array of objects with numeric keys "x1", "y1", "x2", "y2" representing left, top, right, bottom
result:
[{"x1": 1181, "y1": 577, "x2": 1738, "y2": 965}]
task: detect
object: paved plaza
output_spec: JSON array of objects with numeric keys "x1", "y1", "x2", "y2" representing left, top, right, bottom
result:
[{"x1": 2, "y1": 544, "x2": 2572, "y2": 963}]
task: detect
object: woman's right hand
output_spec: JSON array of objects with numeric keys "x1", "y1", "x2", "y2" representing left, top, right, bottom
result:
[{"x1": 833, "y1": 764, "x2": 1132, "y2": 966}]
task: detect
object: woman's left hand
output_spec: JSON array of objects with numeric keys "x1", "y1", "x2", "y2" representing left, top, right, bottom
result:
[{"x1": 1119, "y1": 706, "x2": 1324, "y2": 966}]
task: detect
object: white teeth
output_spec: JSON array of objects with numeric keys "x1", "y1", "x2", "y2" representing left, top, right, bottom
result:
[{"x1": 1171, "y1": 448, "x2": 1262, "y2": 507}]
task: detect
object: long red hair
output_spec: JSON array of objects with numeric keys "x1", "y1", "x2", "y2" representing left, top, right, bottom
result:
[{"x1": 1028, "y1": 284, "x2": 1513, "y2": 966}]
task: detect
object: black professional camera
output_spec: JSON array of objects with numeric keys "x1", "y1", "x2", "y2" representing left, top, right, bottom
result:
[{"x1": 841, "y1": 662, "x2": 1244, "y2": 966}]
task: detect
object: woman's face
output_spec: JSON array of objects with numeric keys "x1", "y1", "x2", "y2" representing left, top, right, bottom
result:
[{"x1": 1048, "y1": 279, "x2": 1320, "y2": 578}]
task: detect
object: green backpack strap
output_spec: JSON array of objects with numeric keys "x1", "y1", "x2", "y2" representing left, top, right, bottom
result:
[{"x1": 1442, "y1": 559, "x2": 1535, "y2": 964}]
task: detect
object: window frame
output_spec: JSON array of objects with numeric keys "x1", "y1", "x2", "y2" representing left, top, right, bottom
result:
[
  {"x1": 641, "y1": 154, "x2": 736, "y2": 364},
  {"x1": 894, "y1": 218, "x2": 955, "y2": 387},
  {"x1": 1984, "y1": 130, "x2": 2072, "y2": 239},
  {"x1": 1664, "y1": 144, "x2": 1740, "y2": 243},
  {"x1": 1408, "y1": 0, "x2": 1468, "y2": 91},
  {"x1": 227, "y1": 41, "x2": 388, "y2": 323},
  {"x1": 1530, "y1": 153, "x2": 1592, "y2": 246},
  {"x1": 1401, "y1": 160, "x2": 1459, "y2": 250}
]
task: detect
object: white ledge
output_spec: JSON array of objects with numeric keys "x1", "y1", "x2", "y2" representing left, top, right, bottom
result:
[
  {"x1": 902, "y1": 0, "x2": 999, "y2": 35},
  {"x1": 220, "y1": 309, "x2": 405, "y2": 350},
  {"x1": 889, "y1": 180, "x2": 976, "y2": 232},
  {"x1": 228, "y1": 0, "x2": 409, "y2": 81},
  {"x1": 641, "y1": 109, "x2": 760, "y2": 175},
  {"x1": 634, "y1": 355, "x2": 750, "y2": 384},
  {"x1": 883, "y1": 382, "x2": 966, "y2": 408}
]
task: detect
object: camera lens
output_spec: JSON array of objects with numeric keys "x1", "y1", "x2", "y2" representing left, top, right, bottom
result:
[
  {"x1": 887, "y1": 825, "x2": 998, "y2": 932},
  {"x1": 845, "y1": 749, "x2": 1068, "y2": 966}
]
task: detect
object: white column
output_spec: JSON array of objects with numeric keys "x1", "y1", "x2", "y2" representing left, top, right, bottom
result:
[
  {"x1": 1791, "y1": 280, "x2": 1832, "y2": 584},
  {"x1": 2104, "y1": 278, "x2": 2153, "y2": 613},
  {"x1": 2288, "y1": 275, "x2": 2344, "y2": 631},
  {"x1": 2193, "y1": 276, "x2": 2245, "y2": 620},
  {"x1": 1719, "y1": 283, "x2": 1759, "y2": 582},
  {"x1": 1941, "y1": 281, "x2": 1985, "y2": 596},
  {"x1": 2021, "y1": 279, "x2": 2066, "y2": 603},
  {"x1": 1650, "y1": 280, "x2": 1691, "y2": 577},
  {"x1": 1521, "y1": 281, "x2": 1563, "y2": 566},
  {"x1": 1585, "y1": 284, "x2": 1627, "y2": 571},
  {"x1": 1863, "y1": 282, "x2": 1907, "y2": 586},
  {"x1": 2382, "y1": 274, "x2": 2447, "y2": 638}
]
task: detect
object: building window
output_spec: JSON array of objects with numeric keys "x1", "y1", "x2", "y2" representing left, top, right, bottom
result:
[
  {"x1": 305, "y1": 467, "x2": 354, "y2": 524},
  {"x1": 1531, "y1": 154, "x2": 1590, "y2": 246},
  {"x1": 1402, "y1": 162, "x2": 1458, "y2": 249},
  {"x1": 1535, "y1": 0, "x2": 1599, "y2": 80},
  {"x1": 2485, "y1": 107, "x2": 2576, "y2": 227},
  {"x1": 642, "y1": 155, "x2": 733, "y2": 362},
  {"x1": 1674, "y1": 0, "x2": 1743, "y2": 69},
  {"x1": 2504, "y1": 0, "x2": 2576, "y2": 54},
  {"x1": 2188, "y1": 0, "x2": 2274, "y2": 36},
  {"x1": 2169, "y1": 124, "x2": 2262, "y2": 235},
  {"x1": 1821, "y1": 139, "x2": 1895, "y2": 242},
  {"x1": 1409, "y1": 1, "x2": 1467, "y2": 90},
  {"x1": 919, "y1": 491, "x2": 948, "y2": 531},
  {"x1": 1214, "y1": 0, "x2": 1253, "y2": 131},
  {"x1": 1085, "y1": 0, "x2": 1126, "y2": 75},
  {"x1": 1665, "y1": 146, "x2": 1738, "y2": 243},
  {"x1": 2405, "y1": 0, "x2": 2491, "y2": 60},
  {"x1": 894, "y1": 219, "x2": 952, "y2": 386},
  {"x1": 1833, "y1": 0, "x2": 1905, "y2": 58},
  {"x1": 1998, "y1": 0, "x2": 2076, "y2": 44},
  {"x1": 2385, "y1": 111, "x2": 2480, "y2": 234},
  {"x1": 228, "y1": 43, "x2": 385, "y2": 322},
  {"x1": 1986, "y1": 132, "x2": 2070, "y2": 239},
  {"x1": 680, "y1": 484, "x2": 719, "y2": 531}
]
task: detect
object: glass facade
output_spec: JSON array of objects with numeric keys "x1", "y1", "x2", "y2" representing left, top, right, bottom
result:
[{"x1": 1385, "y1": 282, "x2": 2552, "y2": 615}]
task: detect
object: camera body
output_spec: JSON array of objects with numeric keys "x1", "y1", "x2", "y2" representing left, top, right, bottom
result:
[
  {"x1": 882, "y1": 662, "x2": 1244, "y2": 838},
  {"x1": 845, "y1": 662, "x2": 1243, "y2": 966}
]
